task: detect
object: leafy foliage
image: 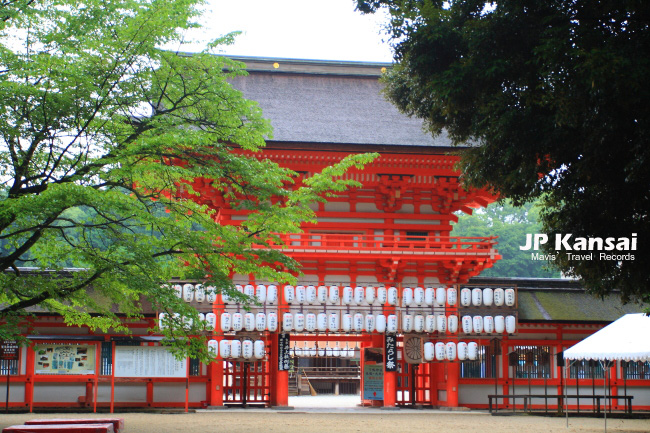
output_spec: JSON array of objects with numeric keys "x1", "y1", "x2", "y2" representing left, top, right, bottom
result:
[
  {"x1": 357, "y1": 0, "x2": 649, "y2": 305},
  {"x1": 452, "y1": 200, "x2": 560, "y2": 278},
  {"x1": 0, "y1": 0, "x2": 376, "y2": 359}
]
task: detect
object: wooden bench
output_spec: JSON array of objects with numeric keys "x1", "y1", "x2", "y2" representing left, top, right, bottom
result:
[
  {"x1": 3, "y1": 424, "x2": 114, "y2": 433},
  {"x1": 488, "y1": 394, "x2": 634, "y2": 415},
  {"x1": 25, "y1": 419, "x2": 124, "y2": 433}
]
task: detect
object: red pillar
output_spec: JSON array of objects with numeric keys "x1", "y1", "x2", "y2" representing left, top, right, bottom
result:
[
  {"x1": 207, "y1": 360, "x2": 224, "y2": 407},
  {"x1": 269, "y1": 333, "x2": 289, "y2": 407},
  {"x1": 446, "y1": 361, "x2": 460, "y2": 407}
]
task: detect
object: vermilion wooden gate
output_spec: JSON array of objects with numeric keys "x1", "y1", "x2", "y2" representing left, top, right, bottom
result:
[
  {"x1": 223, "y1": 360, "x2": 270, "y2": 406},
  {"x1": 396, "y1": 350, "x2": 434, "y2": 406}
]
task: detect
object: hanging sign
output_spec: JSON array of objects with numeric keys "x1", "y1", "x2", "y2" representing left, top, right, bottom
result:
[
  {"x1": 384, "y1": 334, "x2": 397, "y2": 372},
  {"x1": 278, "y1": 333, "x2": 291, "y2": 371}
]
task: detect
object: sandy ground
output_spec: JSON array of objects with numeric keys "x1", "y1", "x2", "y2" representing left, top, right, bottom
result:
[{"x1": 0, "y1": 396, "x2": 648, "y2": 433}]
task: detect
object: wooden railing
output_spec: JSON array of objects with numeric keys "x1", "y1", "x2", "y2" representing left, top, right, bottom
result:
[
  {"x1": 299, "y1": 366, "x2": 361, "y2": 380},
  {"x1": 256, "y1": 234, "x2": 498, "y2": 255}
]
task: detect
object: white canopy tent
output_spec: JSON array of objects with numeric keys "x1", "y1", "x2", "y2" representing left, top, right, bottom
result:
[
  {"x1": 564, "y1": 313, "x2": 650, "y2": 362},
  {"x1": 563, "y1": 313, "x2": 650, "y2": 431}
]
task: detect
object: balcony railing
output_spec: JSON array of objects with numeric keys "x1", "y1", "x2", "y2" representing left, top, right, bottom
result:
[{"x1": 259, "y1": 233, "x2": 499, "y2": 258}]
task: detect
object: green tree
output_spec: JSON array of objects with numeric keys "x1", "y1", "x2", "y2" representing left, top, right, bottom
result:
[
  {"x1": 357, "y1": 0, "x2": 649, "y2": 305},
  {"x1": 0, "y1": 0, "x2": 374, "y2": 359},
  {"x1": 452, "y1": 200, "x2": 560, "y2": 278}
]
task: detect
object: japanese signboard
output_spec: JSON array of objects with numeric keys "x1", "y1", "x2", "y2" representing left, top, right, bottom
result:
[
  {"x1": 363, "y1": 348, "x2": 384, "y2": 400},
  {"x1": 384, "y1": 334, "x2": 397, "y2": 372},
  {"x1": 278, "y1": 333, "x2": 290, "y2": 371},
  {"x1": 34, "y1": 344, "x2": 95, "y2": 375},
  {"x1": 115, "y1": 346, "x2": 186, "y2": 378}
]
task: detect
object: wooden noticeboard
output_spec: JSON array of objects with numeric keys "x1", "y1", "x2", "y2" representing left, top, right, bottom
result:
[{"x1": 114, "y1": 346, "x2": 186, "y2": 378}]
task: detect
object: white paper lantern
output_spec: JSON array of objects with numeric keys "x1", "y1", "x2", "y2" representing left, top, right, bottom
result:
[
  {"x1": 318, "y1": 347, "x2": 326, "y2": 357},
  {"x1": 447, "y1": 288, "x2": 457, "y2": 306},
  {"x1": 230, "y1": 340, "x2": 242, "y2": 358},
  {"x1": 354, "y1": 286, "x2": 365, "y2": 304},
  {"x1": 266, "y1": 285, "x2": 278, "y2": 304},
  {"x1": 294, "y1": 312, "x2": 305, "y2": 332},
  {"x1": 377, "y1": 287, "x2": 388, "y2": 304},
  {"x1": 402, "y1": 287, "x2": 413, "y2": 306},
  {"x1": 435, "y1": 342, "x2": 446, "y2": 361},
  {"x1": 309, "y1": 345, "x2": 317, "y2": 357},
  {"x1": 244, "y1": 312, "x2": 255, "y2": 331},
  {"x1": 472, "y1": 316, "x2": 484, "y2": 334},
  {"x1": 242, "y1": 340, "x2": 253, "y2": 359},
  {"x1": 505, "y1": 289, "x2": 516, "y2": 306},
  {"x1": 346, "y1": 344, "x2": 355, "y2": 358},
  {"x1": 342, "y1": 286, "x2": 353, "y2": 305},
  {"x1": 282, "y1": 313, "x2": 294, "y2": 332},
  {"x1": 220, "y1": 312, "x2": 232, "y2": 332},
  {"x1": 354, "y1": 313, "x2": 364, "y2": 332},
  {"x1": 342, "y1": 313, "x2": 353, "y2": 332},
  {"x1": 205, "y1": 313, "x2": 217, "y2": 330},
  {"x1": 424, "y1": 342, "x2": 435, "y2": 361},
  {"x1": 471, "y1": 288, "x2": 482, "y2": 306},
  {"x1": 183, "y1": 284, "x2": 194, "y2": 302},
  {"x1": 296, "y1": 285, "x2": 306, "y2": 304},
  {"x1": 255, "y1": 285, "x2": 267, "y2": 303},
  {"x1": 437, "y1": 315, "x2": 447, "y2": 333},
  {"x1": 332, "y1": 342, "x2": 341, "y2": 357},
  {"x1": 182, "y1": 314, "x2": 193, "y2": 329},
  {"x1": 436, "y1": 287, "x2": 447, "y2": 306},
  {"x1": 232, "y1": 312, "x2": 243, "y2": 331},
  {"x1": 236, "y1": 284, "x2": 244, "y2": 295},
  {"x1": 306, "y1": 285, "x2": 317, "y2": 304},
  {"x1": 328, "y1": 286, "x2": 340, "y2": 304},
  {"x1": 387, "y1": 314, "x2": 398, "y2": 333},
  {"x1": 317, "y1": 313, "x2": 327, "y2": 332},
  {"x1": 460, "y1": 316, "x2": 473, "y2": 334},
  {"x1": 414, "y1": 315, "x2": 425, "y2": 333},
  {"x1": 284, "y1": 285, "x2": 295, "y2": 304},
  {"x1": 254, "y1": 340, "x2": 265, "y2": 359},
  {"x1": 506, "y1": 315, "x2": 516, "y2": 333},
  {"x1": 198, "y1": 313, "x2": 206, "y2": 324},
  {"x1": 468, "y1": 342, "x2": 479, "y2": 360},
  {"x1": 424, "y1": 287, "x2": 435, "y2": 306},
  {"x1": 375, "y1": 314, "x2": 386, "y2": 333},
  {"x1": 208, "y1": 339, "x2": 218, "y2": 356},
  {"x1": 173, "y1": 284, "x2": 183, "y2": 299},
  {"x1": 425, "y1": 315, "x2": 436, "y2": 333},
  {"x1": 244, "y1": 284, "x2": 255, "y2": 298},
  {"x1": 325, "y1": 345, "x2": 333, "y2": 357},
  {"x1": 402, "y1": 314, "x2": 414, "y2": 333},
  {"x1": 158, "y1": 312, "x2": 167, "y2": 330},
  {"x1": 294, "y1": 345, "x2": 302, "y2": 357},
  {"x1": 483, "y1": 316, "x2": 495, "y2": 333},
  {"x1": 365, "y1": 286, "x2": 376, "y2": 304},
  {"x1": 267, "y1": 312, "x2": 278, "y2": 332},
  {"x1": 447, "y1": 315, "x2": 459, "y2": 334},
  {"x1": 206, "y1": 286, "x2": 217, "y2": 304},
  {"x1": 305, "y1": 313, "x2": 316, "y2": 332},
  {"x1": 414, "y1": 287, "x2": 425, "y2": 305},
  {"x1": 493, "y1": 288, "x2": 504, "y2": 306},
  {"x1": 483, "y1": 288, "x2": 493, "y2": 306},
  {"x1": 365, "y1": 314, "x2": 376, "y2": 332},
  {"x1": 194, "y1": 285, "x2": 205, "y2": 303},
  {"x1": 328, "y1": 313, "x2": 339, "y2": 332},
  {"x1": 494, "y1": 315, "x2": 505, "y2": 333},
  {"x1": 219, "y1": 340, "x2": 231, "y2": 358},
  {"x1": 457, "y1": 342, "x2": 468, "y2": 360},
  {"x1": 446, "y1": 342, "x2": 457, "y2": 361},
  {"x1": 317, "y1": 286, "x2": 328, "y2": 304},
  {"x1": 460, "y1": 288, "x2": 471, "y2": 306},
  {"x1": 387, "y1": 287, "x2": 398, "y2": 305},
  {"x1": 255, "y1": 312, "x2": 266, "y2": 332}
]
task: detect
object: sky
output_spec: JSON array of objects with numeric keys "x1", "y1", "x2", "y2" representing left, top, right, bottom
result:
[{"x1": 176, "y1": 0, "x2": 394, "y2": 62}]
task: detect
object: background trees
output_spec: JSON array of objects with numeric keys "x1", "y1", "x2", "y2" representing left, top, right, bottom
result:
[
  {"x1": 357, "y1": 0, "x2": 650, "y2": 305},
  {"x1": 0, "y1": 0, "x2": 373, "y2": 358}
]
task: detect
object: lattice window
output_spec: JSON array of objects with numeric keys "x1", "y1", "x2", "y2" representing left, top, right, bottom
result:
[
  {"x1": 624, "y1": 361, "x2": 650, "y2": 379},
  {"x1": 461, "y1": 344, "x2": 497, "y2": 379},
  {"x1": 569, "y1": 359, "x2": 605, "y2": 379},
  {"x1": 513, "y1": 346, "x2": 551, "y2": 379}
]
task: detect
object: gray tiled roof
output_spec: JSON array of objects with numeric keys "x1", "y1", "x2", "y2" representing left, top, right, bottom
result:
[{"x1": 228, "y1": 57, "x2": 453, "y2": 147}]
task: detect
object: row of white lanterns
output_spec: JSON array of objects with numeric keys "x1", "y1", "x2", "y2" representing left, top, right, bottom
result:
[
  {"x1": 424, "y1": 341, "x2": 480, "y2": 362},
  {"x1": 292, "y1": 342, "x2": 356, "y2": 358},
  {"x1": 208, "y1": 339, "x2": 266, "y2": 360},
  {"x1": 208, "y1": 311, "x2": 516, "y2": 334},
  {"x1": 174, "y1": 283, "x2": 516, "y2": 308}
]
